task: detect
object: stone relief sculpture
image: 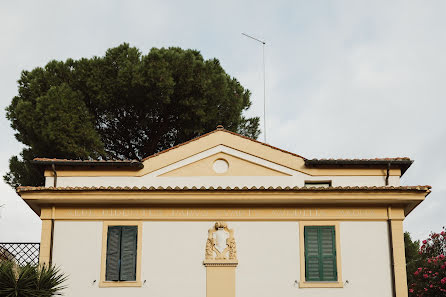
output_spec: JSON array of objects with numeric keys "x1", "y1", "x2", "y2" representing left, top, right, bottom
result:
[
  {"x1": 203, "y1": 221, "x2": 238, "y2": 296},
  {"x1": 227, "y1": 236, "x2": 237, "y2": 260},
  {"x1": 204, "y1": 221, "x2": 237, "y2": 261},
  {"x1": 205, "y1": 229, "x2": 215, "y2": 260}
]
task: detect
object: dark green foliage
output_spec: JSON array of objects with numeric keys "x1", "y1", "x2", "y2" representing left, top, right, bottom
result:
[
  {"x1": 4, "y1": 149, "x2": 44, "y2": 189},
  {"x1": 0, "y1": 261, "x2": 67, "y2": 297},
  {"x1": 407, "y1": 228, "x2": 446, "y2": 295},
  {"x1": 404, "y1": 231, "x2": 424, "y2": 290},
  {"x1": 5, "y1": 44, "x2": 260, "y2": 187},
  {"x1": 35, "y1": 265, "x2": 67, "y2": 297}
]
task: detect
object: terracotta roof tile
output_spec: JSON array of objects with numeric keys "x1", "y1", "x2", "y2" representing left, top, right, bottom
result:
[
  {"x1": 305, "y1": 158, "x2": 414, "y2": 175},
  {"x1": 32, "y1": 158, "x2": 143, "y2": 169},
  {"x1": 141, "y1": 128, "x2": 414, "y2": 175},
  {"x1": 32, "y1": 128, "x2": 414, "y2": 175},
  {"x1": 33, "y1": 158, "x2": 139, "y2": 163},
  {"x1": 17, "y1": 185, "x2": 432, "y2": 193},
  {"x1": 307, "y1": 158, "x2": 411, "y2": 161}
]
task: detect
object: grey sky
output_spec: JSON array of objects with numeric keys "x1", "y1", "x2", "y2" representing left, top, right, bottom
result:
[{"x1": 0, "y1": 1, "x2": 445, "y2": 242}]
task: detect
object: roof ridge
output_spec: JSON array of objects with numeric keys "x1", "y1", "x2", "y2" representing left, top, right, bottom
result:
[{"x1": 141, "y1": 127, "x2": 305, "y2": 161}]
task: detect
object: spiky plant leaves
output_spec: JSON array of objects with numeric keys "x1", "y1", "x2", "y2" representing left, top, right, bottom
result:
[
  {"x1": 0, "y1": 261, "x2": 67, "y2": 297},
  {"x1": 36, "y1": 264, "x2": 67, "y2": 297},
  {"x1": 0, "y1": 262, "x2": 37, "y2": 297},
  {"x1": 0, "y1": 261, "x2": 18, "y2": 297},
  {"x1": 15, "y1": 265, "x2": 39, "y2": 297}
]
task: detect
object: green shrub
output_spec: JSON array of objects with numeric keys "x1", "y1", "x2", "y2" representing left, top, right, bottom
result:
[{"x1": 0, "y1": 261, "x2": 67, "y2": 297}]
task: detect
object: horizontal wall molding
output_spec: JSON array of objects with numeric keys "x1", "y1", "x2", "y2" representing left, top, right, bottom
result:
[{"x1": 41, "y1": 206, "x2": 405, "y2": 221}]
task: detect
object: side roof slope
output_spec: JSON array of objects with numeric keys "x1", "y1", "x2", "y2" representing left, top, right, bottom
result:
[{"x1": 32, "y1": 126, "x2": 413, "y2": 175}]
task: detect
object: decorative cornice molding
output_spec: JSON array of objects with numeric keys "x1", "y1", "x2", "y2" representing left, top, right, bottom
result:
[
  {"x1": 17, "y1": 185, "x2": 432, "y2": 193},
  {"x1": 203, "y1": 260, "x2": 239, "y2": 267}
]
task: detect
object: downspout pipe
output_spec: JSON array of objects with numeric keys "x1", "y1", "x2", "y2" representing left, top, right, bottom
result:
[
  {"x1": 50, "y1": 207, "x2": 55, "y2": 266},
  {"x1": 51, "y1": 163, "x2": 57, "y2": 187},
  {"x1": 387, "y1": 207, "x2": 397, "y2": 297},
  {"x1": 50, "y1": 163, "x2": 57, "y2": 264},
  {"x1": 385, "y1": 162, "x2": 391, "y2": 186}
]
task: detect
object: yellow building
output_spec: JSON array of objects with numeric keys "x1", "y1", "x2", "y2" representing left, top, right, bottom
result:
[{"x1": 18, "y1": 126, "x2": 430, "y2": 297}]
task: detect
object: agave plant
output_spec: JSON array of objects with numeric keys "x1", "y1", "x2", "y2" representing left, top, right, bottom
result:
[
  {"x1": 35, "y1": 265, "x2": 67, "y2": 297},
  {"x1": 0, "y1": 261, "x2": 67, "y2": 297}
]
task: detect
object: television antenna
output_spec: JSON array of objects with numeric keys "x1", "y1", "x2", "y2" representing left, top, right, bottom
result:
[{"x1": 242, "y1": 32, "x2": 267, "y2": 143}]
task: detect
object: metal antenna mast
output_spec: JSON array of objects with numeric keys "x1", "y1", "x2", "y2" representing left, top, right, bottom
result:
[{"x1": 242, "y1": 33, "x2": 267, "y2": 143}]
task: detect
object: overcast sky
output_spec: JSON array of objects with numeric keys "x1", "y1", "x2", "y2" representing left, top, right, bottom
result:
[{"x1": 0, "y1": 1, "x2": 445, "y2": 242}]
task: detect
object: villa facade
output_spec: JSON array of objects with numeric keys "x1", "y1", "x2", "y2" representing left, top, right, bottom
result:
[{"x1": 17, "y1": 126, "x2": 430, "y2": 297}]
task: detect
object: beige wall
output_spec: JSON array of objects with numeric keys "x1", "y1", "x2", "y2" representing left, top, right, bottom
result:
[
  {"x1": 46, "y1": 175, "x2": 399, "y2": 188},
  {"x1": 234, "y1": 221, "x2": 392, "y2": 297},
  {"x1": 44, "y1": 146, "x2": 400, "y2": 188},
  {"x1": 52, "y1": 221, "x2": 392, "y2": 297}
]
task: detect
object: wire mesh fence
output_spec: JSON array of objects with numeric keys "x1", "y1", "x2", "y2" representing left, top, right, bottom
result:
[{"x1": 0, "y1": 243, "x2": 40, "y2": 266}]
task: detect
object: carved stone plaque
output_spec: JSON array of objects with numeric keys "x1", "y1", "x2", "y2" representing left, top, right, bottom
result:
[{"x1": 204, "y1": 222, "x2": 238, "y2": 265}]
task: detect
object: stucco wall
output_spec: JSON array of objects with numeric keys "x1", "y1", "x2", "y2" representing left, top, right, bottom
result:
[
  {"x1": 44, "y1": 145, "x2": 400, "y2": 188},
  {"x1": 46, "y1": 174, "x2": 400, "y2": 188},
  {"x1": 52, "y1": 221, "x2": 392, "y2": 297}
]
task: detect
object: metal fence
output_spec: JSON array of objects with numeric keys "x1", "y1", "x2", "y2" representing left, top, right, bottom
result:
[{"x1": 0, "y1": 243, "x2": 40, "y2": 266}]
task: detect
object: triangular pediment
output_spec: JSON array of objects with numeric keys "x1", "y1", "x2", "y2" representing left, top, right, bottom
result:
[
  {"x1": 159, "y1": 151, "x2": 291, "y2": 177},
  {"x1": 141, "y1": 129, "x2": 307, "y2": 177}
]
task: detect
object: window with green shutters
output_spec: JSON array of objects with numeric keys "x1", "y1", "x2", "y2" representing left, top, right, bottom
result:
[
  {"x1": 105, "y1": 226, "x2": 138, "y2": 282},
  {"x1": 304, "y1": 226, "x2": 337, "y2": 282}
]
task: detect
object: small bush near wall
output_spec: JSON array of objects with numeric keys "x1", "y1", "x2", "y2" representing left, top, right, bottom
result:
[
  {"x1": 408, "y1": 227, "x2": 446, "y2": 296},
  {"x1": 0, "y1": 261, "x2": 67, "y2": 297}
]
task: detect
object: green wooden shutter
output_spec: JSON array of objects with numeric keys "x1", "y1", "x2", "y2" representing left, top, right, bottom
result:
[
  {"x1": 319, "y1": 226, "x2": 337, "y2": 281},
  {"x1": 119, "y1": 226, "x2": 138, "y2": 281},
  {"x1": 105, "y1": 226, "x2": 122, "y2": 281},
  {"x1": 304, "y1": 226, "x2": 337, "y2": 282},
  {"x1": 304, "y1": 226, "x2": 321, "y2": 281}
]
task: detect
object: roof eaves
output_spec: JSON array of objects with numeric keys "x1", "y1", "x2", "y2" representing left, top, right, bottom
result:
[
  {"x1": 32, "y1": 158, "x2": 144, "y2": 169},
  {"x1": 304, "y1": 158, "x2": 414, "y2": 176},
  {"x1": 16, "y1": 185, "x2": 432, "y2": 194}
]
